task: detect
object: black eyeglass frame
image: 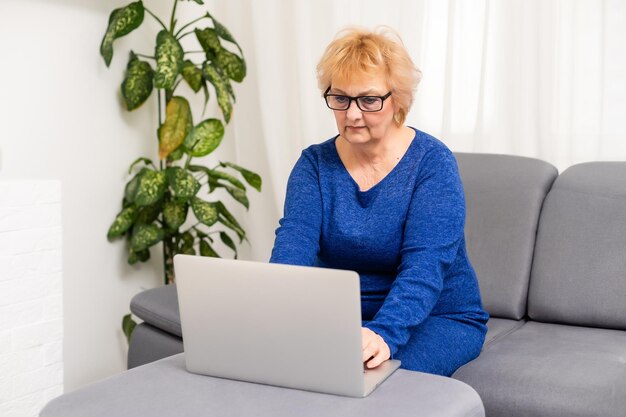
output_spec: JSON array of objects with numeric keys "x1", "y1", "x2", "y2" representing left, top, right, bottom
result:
[{"x1": 323, "y1": 86, "x2": 392, "y2": 112}]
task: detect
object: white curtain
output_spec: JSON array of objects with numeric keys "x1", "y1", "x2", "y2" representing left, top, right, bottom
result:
[{"x1": 208, "y1": 0, "x2": 626, "y2": 261}]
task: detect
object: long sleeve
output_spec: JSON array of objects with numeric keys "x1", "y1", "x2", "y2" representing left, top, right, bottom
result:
[
  {"x1": 365, "y1": 148, "x2": 467, "y2": 356},
  {"x1": 270, "y1": 151, "x2": 323, "y2": 266}
]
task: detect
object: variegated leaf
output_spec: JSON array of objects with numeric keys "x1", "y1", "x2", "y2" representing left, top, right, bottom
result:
[
  {"x1": 134, "y1": 168, "x2": 167, "y2": 206},
  {"x1": 121, "y1": 52, "x2": 154, "y2": 110},
  {"x1": 100, "y1": 1, "x2": 145, "y2": 67},
  {"x1": 202, "y1": 63, "x2": 232, "y2": 123},
  {"x1": 136, "y1": 201, "x2": 162, "y2": 224},
  {"x1": 166, "y1": 167, "x2": 200, "y2": 200},
  {"x1": 107, "y1": 205, "x2": 137, "y2": 240},
  {"x1": 163, "y1": 199, "x2": 187, "y2": 230},
  {"x1": 191, "y1": 197, "x2": 219, "y2": 227},
  {"x1": 155, "y1": 30, "x2": 183, "y2": 89},
  {"x1": 130, "y1": 224, "x2": 164, "y2": 252},
  {"x1": 209, "y1": 14, "x2": 243, "y2": 55},
  {"x1": 158, "y1": 96, "x2": 192, "y2": 159},
  {"x1": 184, "y1": 119, "x2": 224, "y2": 157},
  {"x1": 181, "y1": 60, "x2": 203, "y2": 93},
  {"x1": 216, "y1": 48, "x2": 246, "y2": 83},
  {"x1": 195, "y1": 27, "x2": 221, "y2": 55},
  {"x1": 128, "y1": 249, "x2": 150, "y2": 265}
]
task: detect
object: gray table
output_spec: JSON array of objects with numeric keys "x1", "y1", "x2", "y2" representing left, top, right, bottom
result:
[{"x1": 41, "y1": 354, "x2": 484, "y2": 417}]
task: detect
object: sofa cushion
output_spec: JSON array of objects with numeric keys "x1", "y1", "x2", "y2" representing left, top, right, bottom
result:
[
  {"x1": 483, "y1": 318, "x2": 524, "y2": 349},
  {"x1": 130, "y1": 284, "x2": 181, "y2": 336},
  {"x1": 453, "y1": 321, "x2": 626, "y2": 417},
  {"x1": 528, "y1": 162, "x2": 626, "y2": 329},
  {"x1": 455, "y1": 153, "x2": 557, "y2": 320},
  {"x1": 128, "y1": 323, "x2": 183, "y2": 369}
]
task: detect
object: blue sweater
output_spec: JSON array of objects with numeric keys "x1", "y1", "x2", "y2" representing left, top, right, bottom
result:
[{"x1": 270, "y1": 128, "x2": 488, "y2": 356}]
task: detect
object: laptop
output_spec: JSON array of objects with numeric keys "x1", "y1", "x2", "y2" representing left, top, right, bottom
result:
[{"x1": 174, "y1": 254, "x2": 401, "y2": 397}]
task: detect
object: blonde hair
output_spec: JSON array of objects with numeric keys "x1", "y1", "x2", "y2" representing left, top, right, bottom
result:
[{"x1": 316, "y1": 26, "x2": 422, "y2": 125}]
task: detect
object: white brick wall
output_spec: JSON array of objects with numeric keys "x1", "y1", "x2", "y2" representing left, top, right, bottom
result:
[{"x1": 0, "y1": 181, "x2": 62, "y2": 417}]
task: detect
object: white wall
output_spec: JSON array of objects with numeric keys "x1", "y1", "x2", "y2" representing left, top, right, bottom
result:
[
  {"x1": 0, "y1": 0, "x2": 168, "y2": 392},
  {"x1": 0, "y1": 181, "x2": 63, "y2": 417},
  {"x1": 0, "y1": 0, "x2": 272, "y2": 394}
]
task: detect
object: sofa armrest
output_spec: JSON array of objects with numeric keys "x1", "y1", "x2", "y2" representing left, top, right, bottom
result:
[{"x1": 130, "y1": 284, "x2": 182, "y2": 337}]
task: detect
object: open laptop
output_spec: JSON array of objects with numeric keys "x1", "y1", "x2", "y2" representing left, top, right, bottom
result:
[{"x1": 173, "y1": 254, "x2": 401, "y2": 397}]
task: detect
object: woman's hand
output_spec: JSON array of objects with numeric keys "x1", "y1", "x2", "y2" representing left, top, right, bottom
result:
[{"x1": 361, "y1": 327, "x2": 391, "y2": 368}]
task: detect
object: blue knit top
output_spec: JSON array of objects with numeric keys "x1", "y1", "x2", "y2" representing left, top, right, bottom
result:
[{"x1": 270, "y1": 128, "x2": 488, "y2": 356}]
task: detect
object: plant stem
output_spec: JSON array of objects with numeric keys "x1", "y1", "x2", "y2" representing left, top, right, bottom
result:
[
  {"x1": 184, "y1": 154, "x2": 193, "y2": 170},
  {"x1": 144, "y1": 8, "x2": 168, "y2": 31},
  {"x1": 163, "y1": 236, "x2": 175, "y2": 284},
  {"x1": 177, "y1": 30, "x2": 195, "y2": 41},
  {"x1": 170, "y1": 0, "x2": 179, "y2": 33},
  {"x1": 184, "y1": 50, "x2": 206, "y2": 55},
  {"x1": 135, "y1": 53, "x2": 156, "y2": 60},
  {"x1": 175, "y1": 14, "x2": 210, "y2": 38}
]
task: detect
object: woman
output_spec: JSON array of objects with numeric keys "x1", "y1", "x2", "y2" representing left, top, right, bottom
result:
[{"x1": 270, "y1": 27, "x2": 488, "y2": 376}]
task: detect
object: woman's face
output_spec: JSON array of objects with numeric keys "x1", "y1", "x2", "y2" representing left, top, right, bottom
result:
[{"x1": 328, "y1": 73, "x2": 397, "y2": 146}]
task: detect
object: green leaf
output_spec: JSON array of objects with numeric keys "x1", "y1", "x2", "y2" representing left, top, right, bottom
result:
[
  {"x1": 216, "y1": 48, "x2": 246, "y2": 83},
  {"x1": 128, "y1": 157, "x2": 154, "y2": 174},
  {"x1": 166, "y1": 167, "x2": 201, "y2": 200},
  {"x1": 181, "y1": 60, "x2": 203, "y2": 93},
  {"x1": 167, "y1": 146, "x2": 185, "y2": 162},
  {"x1": 100, "y1": 1, "x2": 145, "y2": 67},
  {"x1": 163, "y1": 199, "x2": 187, "y2": 230},
  {"x1": 154, "y1": 30, "x2": 184, "y2": 89},
  {"x1": 107, "y1": 205, "x2": 137, "y2": 240},
  {"x1": 122, "y1": 313, "x2": 137, "y2": 342},
  {"x1": 216, "y1": 201, "x2": 245, "y2": 242},
  {"x1": 158, "y1": 96, "x2": 192, "y2": 159},
  {"x1": 210, "y1": 169, "x2": 245, "y2": 190},
  {"x1": 128, "y1": 248, "x2": 150, "y2": 265},
  {"x1": 130, "y1": 224, "x2": 164, "y2": 252},
  {"x1": 221, "y1": 162, "x2": 262, "y2": 191},
  {"x1": 202, "y1": 63, "x2": 232, "y2": 123},
  {"x1": 179, "y1": 231, "x2": 194, "y2": 250},
  {"x1": 136, "y1": 201, "x2": 163, "y2": 224},
  {"x1": 135, "y1": 168, "x2": 167, "y2": 206},
  {"x1": 200, "y1": 239, "x2": 220, "y2": 257},
  {"x1": 184, "y1": 119, "x2": 224, "y2": 157},
  {"x1": 124, "y1": 172, "x2": 142, "y2": 203},
  {"x1": 185, "y1": 0, "x2": 204, "y2": 4},
  {"x1": 121, "y1": 52, "x2": 154, "y2": 110},
  {"x1": 224, "y1": 185, "x2": 249, "y2": 209},
  {"x1": 219, "y1": 231, "x2": 237, "y2": 258},
  {"x1": 195, "y1": 27, "x2": 221, "y2": 55},
  {"x1": 210, "y1": 14, "x2": 243, "y2": 55},
  {"x1": 191, "y1": 197, "x2": 219, "y2": 227}
]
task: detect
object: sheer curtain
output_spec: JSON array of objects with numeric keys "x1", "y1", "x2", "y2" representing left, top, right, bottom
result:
[{"x1": 209, "y1": 0, "x2": 626, "y2": 261}]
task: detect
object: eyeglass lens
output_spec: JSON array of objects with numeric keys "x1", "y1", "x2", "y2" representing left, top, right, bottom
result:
[{"x1": 326, "y1": 95, "x2": 383, "y2": 112}]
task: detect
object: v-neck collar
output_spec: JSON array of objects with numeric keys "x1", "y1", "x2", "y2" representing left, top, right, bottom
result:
[{"x1": 331, "y1": 128, "x2": 419, "y2": 199}]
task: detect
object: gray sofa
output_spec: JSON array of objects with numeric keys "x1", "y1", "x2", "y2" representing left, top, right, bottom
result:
[
  {"x1": 41, "y1": 153, "x2": 625, "y2": 417},
  {"x1": 124, "y1": 152, "x2": 626, "y2": 416}
]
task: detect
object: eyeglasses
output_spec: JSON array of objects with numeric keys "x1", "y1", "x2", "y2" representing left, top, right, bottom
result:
[{"x1": 323, "y1": 87, "x2": 392, "y2": 112}]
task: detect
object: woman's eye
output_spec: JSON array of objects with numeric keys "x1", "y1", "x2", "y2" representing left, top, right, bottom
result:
[
  {"x1": 362, "y1": 97, "x2": 378, "y2": 105},
  {"x1": 335, "y1": 96, "x2": 349, "y2": 104}
]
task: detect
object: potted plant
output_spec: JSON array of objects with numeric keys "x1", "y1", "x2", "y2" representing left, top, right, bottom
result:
[{"x1": 100, "y1": 0, "x2": 261, "y2": 340}]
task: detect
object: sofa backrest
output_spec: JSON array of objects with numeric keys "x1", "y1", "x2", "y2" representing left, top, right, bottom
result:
[
  {"x1": 528, "y1": 162, "x2": 626, "y2": 330},
  {"x1": 455, "y1": 153, "x2": 558, "y2": 320}
]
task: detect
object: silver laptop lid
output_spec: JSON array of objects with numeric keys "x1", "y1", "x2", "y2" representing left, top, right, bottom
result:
[{"x1": 174, "y1": 255, "x2": 369, "y2": 397}]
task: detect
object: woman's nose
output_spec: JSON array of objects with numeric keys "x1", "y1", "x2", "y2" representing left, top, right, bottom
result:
[{"x1": 346, "y1": 100, "x2": 362, "y2": 119}]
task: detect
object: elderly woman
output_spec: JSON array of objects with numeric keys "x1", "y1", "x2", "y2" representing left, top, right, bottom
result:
[{"x1": 270, "y1": 27, "x2": 488, "y2": 377}]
